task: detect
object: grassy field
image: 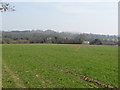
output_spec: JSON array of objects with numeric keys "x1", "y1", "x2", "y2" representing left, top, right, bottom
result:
[{"x1": 2, "y1": 44, "x2": 118, "y2": 88}]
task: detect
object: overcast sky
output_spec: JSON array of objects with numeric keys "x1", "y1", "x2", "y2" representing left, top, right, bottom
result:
[{"x1": 1, "y1": 1, "x2": 118, "y2": 35}]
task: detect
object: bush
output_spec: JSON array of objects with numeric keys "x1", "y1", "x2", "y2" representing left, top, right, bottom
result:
[{"x1": 90, "y1": 39, "x2": 102, "y2": 45}]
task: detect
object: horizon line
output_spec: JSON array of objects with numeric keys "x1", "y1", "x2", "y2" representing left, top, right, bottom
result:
[{"x1": 1, "y1": 29, "x2": 118, "y2": 36}]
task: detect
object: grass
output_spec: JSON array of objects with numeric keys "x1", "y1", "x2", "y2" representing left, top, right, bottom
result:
[{"x1": 2, "y1": 44, "x2": 118, "y2": 88}]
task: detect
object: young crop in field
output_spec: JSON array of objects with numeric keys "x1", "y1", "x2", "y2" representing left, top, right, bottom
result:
[{"x1": 2, "y1": 44, "x2": 118, "y2": 88}]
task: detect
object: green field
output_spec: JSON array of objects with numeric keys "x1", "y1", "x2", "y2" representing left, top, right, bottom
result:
[{"x1": 2, "y1": 44, "x2": 118, "y2": 88}]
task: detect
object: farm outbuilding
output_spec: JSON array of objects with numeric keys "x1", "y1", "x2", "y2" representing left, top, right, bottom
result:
[{"x1": 82, "y1": 41, "x2": 90, "y2": 45}]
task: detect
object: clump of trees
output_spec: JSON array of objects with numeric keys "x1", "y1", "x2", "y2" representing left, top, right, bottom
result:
[
  {"x1": 90, "y1": 39, "x2": 102, "y2": 45},
  {"x1": 1, "y1": 30, "x2": 118, "y2": 45},
  {"x1": 1, "y1": 30, "x2": 84, "y2": 44}
]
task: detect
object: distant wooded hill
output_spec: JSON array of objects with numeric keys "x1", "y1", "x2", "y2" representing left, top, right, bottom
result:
[{"x1": 1, "y1": 30, "x2": 118, "y2": 45}]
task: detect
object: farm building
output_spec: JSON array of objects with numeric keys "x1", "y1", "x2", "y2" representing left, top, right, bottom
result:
[{"x1": 82, "y1": 41, "x2": 90, "y2": 45}]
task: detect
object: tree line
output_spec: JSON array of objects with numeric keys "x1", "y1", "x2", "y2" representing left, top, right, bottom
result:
[{"x1": 1, "y1": 30, "x2": 118, "y2": 45}]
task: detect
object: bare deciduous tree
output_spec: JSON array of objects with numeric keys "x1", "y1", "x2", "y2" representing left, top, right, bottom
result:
[{"x1": 0, "y1": 2, "x2": 15, "y2": 12}]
